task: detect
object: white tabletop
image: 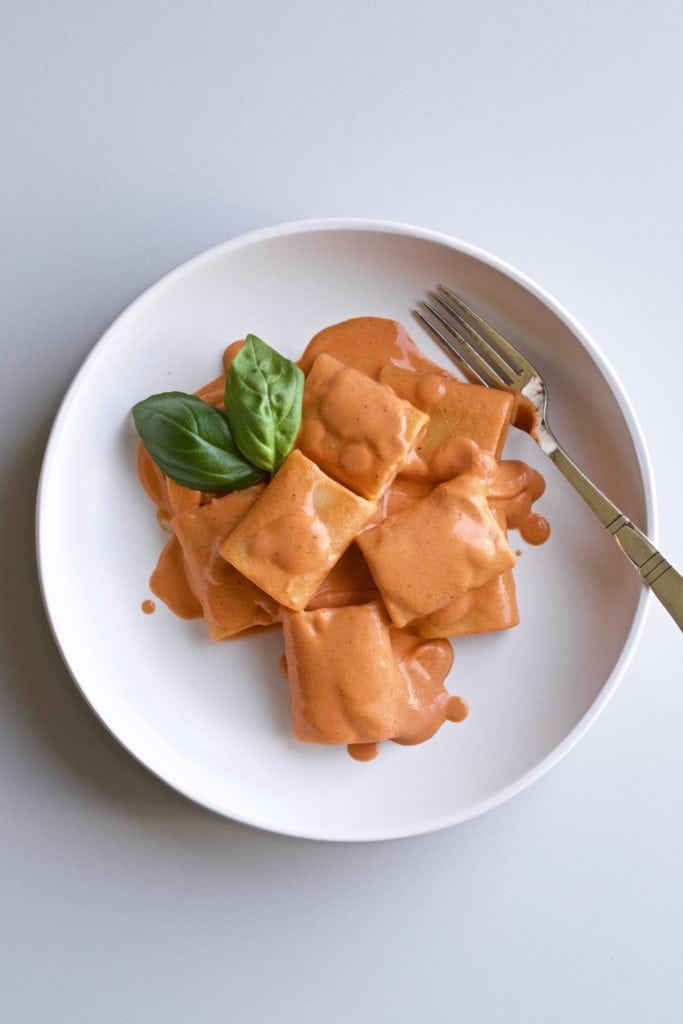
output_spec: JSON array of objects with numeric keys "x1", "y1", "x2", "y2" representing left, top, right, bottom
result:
[{"x1": 2, "y1": 2, "x2": 682, "y2": 1021}]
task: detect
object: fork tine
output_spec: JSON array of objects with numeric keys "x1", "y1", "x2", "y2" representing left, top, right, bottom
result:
[
  {"x1": 416, "y1": 300, "x2": 510, "y2": 389},
  {"x1": 414, "y1": 308, "x2": 493, "y2": 387},
  {"x1": 414, "y1": 307, "x2": 490, "y2": 386},
  {"x1": 437, "y1": 284, "x2": 530, "y2": 377},
  {"x1": 428, "y1": 291, "x2": 517, "y2": 386}
]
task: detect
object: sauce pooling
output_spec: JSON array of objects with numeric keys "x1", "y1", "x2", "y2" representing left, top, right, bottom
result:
[{"x1": 299, "y1": 317, "x2": 452, "y2": 380}]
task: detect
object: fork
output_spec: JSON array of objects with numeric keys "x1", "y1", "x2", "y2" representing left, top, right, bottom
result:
[{"x1": 415, "y1": 284, "x2": 683, "y2": 630}]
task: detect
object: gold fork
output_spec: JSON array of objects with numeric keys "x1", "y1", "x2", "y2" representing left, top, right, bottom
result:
[{"x1": 416, "y1": 284, "x2": 683, "y2": 630}]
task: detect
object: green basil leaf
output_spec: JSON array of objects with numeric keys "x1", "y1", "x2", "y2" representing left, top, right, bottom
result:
[
  {"x1": 225, "y1": 335, "x2": 304, "y2": 474},
  {"x1": 132, "y1": 392, "x2": 266, "y2": 493}
]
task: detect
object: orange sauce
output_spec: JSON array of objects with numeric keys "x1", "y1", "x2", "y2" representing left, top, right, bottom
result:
[
  {"x1": 137, "y1": 445, "x2": 172, "y2": 517},
  {"x1": 150, "y1": 536, "x2": 203, "y2": 619},
  {"x1": 299, "y1": 316, "x2": 453, "y2": 380},
  {"x1": 223, "y1": 339, "x2": 245, "y2": 373},
  {"x1": 193, "y1": 374, "x2": 226, "y2": 407},
  {"x1": 489, "y1": 459, "x2": 547, "y2": 532},
  {"x1": 141, "y1": 599, "x2": 156, "y2": 615},
  {"x1": 281, "y1": 601, "x2": 455, "y2": 753},
  {"x1": 446, "y1": 696, "x2": 469, "y2": 723},
  {"x1": 520, "y1": 513, "x2": 551, "y2": 545},
  {"x1": 137, "y1": 316, "x2": 550, "y2": 758},
  {"x1": 348, "y1": 742, "x2": 380, "y2": 762},
  {"x1": 512, "y1": 393, "x2": 538, "y2": 433}
]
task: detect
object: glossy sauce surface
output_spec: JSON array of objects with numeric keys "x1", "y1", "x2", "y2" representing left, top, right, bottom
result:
[
  {"x1": 347, "y1": 742, "x2": 380, "y2": 762},
  {"x1": 220, "y1": 450, "x2": 376, "y2": 611},
  {"x1": 380, "y1": 365, "x2": 514, "y2": 461},
  {"x1": 446, "y1": 696, "x2": 469, "y2": 723},
  {"x1": 173, "y1": 486, "x2": 279, "y2": 639},
  {"x1": 150, "y1": 535, "x2": 203, "y2": 620},
  {"x1": 489, "y1": 459, "x2": 548, "y2": 537},
  {"x1": 305, "y1": 543, "x2": 377, "y2": 610},
  {"x1": 138, "y1": 316, "x2": 549, "y2": 758},
  {"x1": 358, "y1": 476, "x2": 516, "y2": 627},
  {"x1": 299, "y1": 317, "x2": 445, "y2": 380},
  {"x1": 297, "y1": 320, "x2": 549, "y2": 649},
  {"x1": 298, "y1": 354, "x2": 428, "y2": 499},
  {"x1": 282, "y1": 601, "x2": 455, "y2": 748},
  {"x1": 137, "y1": 445, "x2": 173, "y2": 519}
]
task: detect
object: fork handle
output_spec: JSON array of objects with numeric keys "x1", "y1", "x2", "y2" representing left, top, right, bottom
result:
[{"x1": 544, "y1": 436, "x2": 683, "y2": 630}]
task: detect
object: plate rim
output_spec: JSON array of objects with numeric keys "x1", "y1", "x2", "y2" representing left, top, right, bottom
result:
[{"x1": 35, "y1": 217, "x2": 656, "y2": 841}]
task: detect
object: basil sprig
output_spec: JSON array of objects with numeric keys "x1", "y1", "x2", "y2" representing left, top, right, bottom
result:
[
  {"x1": 132, "y1": 336, "x2": 304, "y2": 493},
  {"x1": 225, "y1": 334, "x2": 304, "y2": 474},
  {"x1": 132, "y1": 392, "x2": 266, "y2": 493}
]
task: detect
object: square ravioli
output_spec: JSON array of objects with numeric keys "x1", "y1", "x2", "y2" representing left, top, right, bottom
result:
[
  {"x1": 282, "y1": 601, "x2": 455, "y2": 745},
  {"x1": 357, "y1": 476, "x2": 515, "y2": 627},
  {"x1": 220, "y1": 450, "x2": 376, "y2": 611},
  {"x1": 172, "y1": 485, "x2": 280, "y2": 640},
  {"x1": 414, "y1": 570, "x2": 519, "y2": 639},
  {"x1": 413, "y1": 505, "x2": 519, "y2": 637},
  {"x1": 297, "y1": 354, "x2": 429, "y2": 499},
  {"x1": 281, "y1": 602, "x2": 409, "y2": 744},
  {"x1": 380, "y1": 366, "x2": 514, "y2": 463}
]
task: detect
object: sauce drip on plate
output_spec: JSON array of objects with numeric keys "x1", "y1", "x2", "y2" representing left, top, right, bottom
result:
[{"x1": 347, "y1": 742, "x2": 380, "y2": 762}]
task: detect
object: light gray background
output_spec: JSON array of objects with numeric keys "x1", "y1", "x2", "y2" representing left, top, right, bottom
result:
[{"x1": 2, "y1": 2, "x2": 682, "y2": 1021}]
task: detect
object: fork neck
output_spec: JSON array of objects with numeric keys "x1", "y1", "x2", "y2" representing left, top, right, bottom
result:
[{"x1": 540, "y1": 423, "x2": 626, "y2": 529}]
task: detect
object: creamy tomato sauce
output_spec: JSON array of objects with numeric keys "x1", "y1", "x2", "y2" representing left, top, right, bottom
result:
[
  {"x1": 137, "y1": 316, "x2": 548, "y2": 760},
  {"x1": 297, "y1": 354, "x2": 429, "y2": 500},
  {"x1": 281, "y1": 601, "x2": 456, "y2": 748},
  {"x1": 298, "y1": 317, "x2": 447, "y2": 380},
  {"x1": 446, "y1": 696, "x2": 469, "y2": 723},
  {"x1": 347, "y1": 742, "x2": 380, "y2": 762},
  {"x1": 150, "y1": 535, "x2": 203, "y2": 620}
]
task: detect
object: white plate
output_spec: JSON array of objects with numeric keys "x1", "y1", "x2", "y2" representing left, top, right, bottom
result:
[{"x1": 37, "y1": 219, "x2": 654, "y2": 841}]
